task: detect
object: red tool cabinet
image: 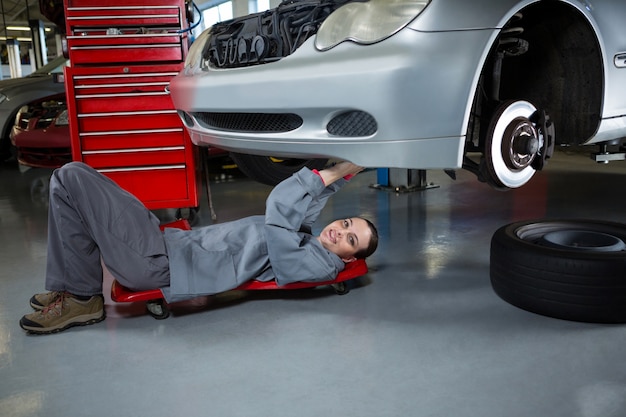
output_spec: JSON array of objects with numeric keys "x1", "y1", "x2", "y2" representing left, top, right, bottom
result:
[{"x1": 62, "y1": 0, "x2": 198, "y2": 210}]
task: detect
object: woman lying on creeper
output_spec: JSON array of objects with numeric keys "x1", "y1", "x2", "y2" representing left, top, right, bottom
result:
[{"x1": 20, "y1": 161, "x2": 378, "y2": 334}]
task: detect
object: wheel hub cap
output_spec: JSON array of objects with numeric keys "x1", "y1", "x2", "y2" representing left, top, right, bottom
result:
[
  {"x1": 502, "y1": 118, "x2": 539, "y2": 170},
  {"x1": 540, "y1": 230, "x2": 626, "y2": 252}
]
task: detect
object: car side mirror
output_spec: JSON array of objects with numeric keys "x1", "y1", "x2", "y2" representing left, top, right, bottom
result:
[{"x1": 52, "y1": 73, "x2": 65, "y2": 84}]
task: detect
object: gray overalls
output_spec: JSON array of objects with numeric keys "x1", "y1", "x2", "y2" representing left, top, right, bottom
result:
[{"x1": 45, "y1": 162, "x2": 346, "y2": 302}]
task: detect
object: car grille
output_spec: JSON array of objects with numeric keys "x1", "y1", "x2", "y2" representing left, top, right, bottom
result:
[
  {"x1": 18, "y1": 98, "x2": 66, "y2": 130},
  {"x1": 35, "y1": 117, "x2": 56, "y2": 129},
  {"x1": 192, "y1": 112, "x2": 303, "y2": 133},
  {"x1": 327, "y1": 111, "x2": 377, "y2": 136}
]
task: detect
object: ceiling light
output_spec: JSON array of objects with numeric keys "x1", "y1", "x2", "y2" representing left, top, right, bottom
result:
[
  {"x1": 6, "y1": 26, "x2": 52, "y2": 32},
  {"x1": 0, "y1": 36, "x2": 33, "y2": 42}
]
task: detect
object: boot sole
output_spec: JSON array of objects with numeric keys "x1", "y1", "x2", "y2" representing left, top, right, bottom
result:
[{"x1": 20, "y1": 311, "x2": 106, "y2": 335}]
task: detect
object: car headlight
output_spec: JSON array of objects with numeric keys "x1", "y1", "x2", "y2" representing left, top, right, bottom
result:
[
  {"x1": 14, "y1": 105, "x2": 29, "y2": 125},
  {"x1": 184, "y1": 28, "x2": 212, "y2": 70},
  {"x1": 315, "y1": 0, "x2": 431, "y2": 51},
  {"x1": 55, "y1": 109, "x2": 69, "y2": 126}
]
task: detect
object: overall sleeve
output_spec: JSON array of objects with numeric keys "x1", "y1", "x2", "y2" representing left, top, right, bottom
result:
[{"x1": 264, "y1": 168, "x2": 348, "y2": 285}]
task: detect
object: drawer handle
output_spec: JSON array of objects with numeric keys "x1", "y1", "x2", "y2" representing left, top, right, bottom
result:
[
  {"x1": 76, "y1": 91, "x2": 169, "y2": 99},
  {"x1": 75, "y1": 82, "x2": 170, "y2": 89},
  {"x1": 67, "y1": 13, "x2": 179, "y2": 20},
  {"x1": 79, "y1": 110, "x2": 177, "y2": 118},
  {"x1": 67, "y1": 6, "x2": 178, "y2": 11},
  {"x1": 67, "y1": 33, "x2": 180, "y2": 40},
  {"x1": 74, "y1": 73, "x2": 179, "y2": 80},
  {"x1": 98, "y1": 165, "x2": 186, "y2": 173},
  {"x1": 83, "y1": 146, "x2": 185, "y2": 155},
  {"x1": 71, "y1": 44, "x2": 180, "y2": 50},
  {"x1": 80, "y1": 128, "x2": 183, "y2": 136}
]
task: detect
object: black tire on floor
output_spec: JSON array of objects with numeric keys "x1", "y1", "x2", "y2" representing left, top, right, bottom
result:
[
  {"x1": 490, "y1": 219, "x2": 626, "y2": 323},
  {"x1": 229, "y1": 153, "x2": 328, "y2": 186}
]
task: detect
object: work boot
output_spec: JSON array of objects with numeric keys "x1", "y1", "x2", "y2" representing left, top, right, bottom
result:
[
  {"x1": 30, "y1": 291, "x2": 63, "y2": 310},
  {"x1": 20, "y1": 293, "x2": 105, "y2": 335}
]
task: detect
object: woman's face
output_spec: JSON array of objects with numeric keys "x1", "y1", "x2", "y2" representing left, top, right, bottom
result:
[{"x1": 317, "y1": 218, "x2": 372, "y2": 262}]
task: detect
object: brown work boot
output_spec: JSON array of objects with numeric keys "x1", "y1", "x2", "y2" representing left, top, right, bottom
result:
[
  {"x1": 30, "y1": 291, "x2": 63, "y2": 310},
  {"x1": 20, "y1": 293, "x2": 105, "y2": 335}
]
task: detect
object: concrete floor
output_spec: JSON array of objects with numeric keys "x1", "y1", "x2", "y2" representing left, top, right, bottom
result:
[{"x1": 1, "y1": 149, "x2": 625, "y2": 417}]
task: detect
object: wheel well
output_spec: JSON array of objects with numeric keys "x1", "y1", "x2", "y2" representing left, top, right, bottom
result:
[{"x1": 468, "y1": 2, "x2": 603, "y2": 148}]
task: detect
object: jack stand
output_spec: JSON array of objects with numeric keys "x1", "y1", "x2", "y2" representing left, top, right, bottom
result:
[
  {"x1": 591, "y1": 143, "x2": 626, "y2": 164},
  {"x1": 370, "y1": 168, "x2": 439, "y2": 193}
]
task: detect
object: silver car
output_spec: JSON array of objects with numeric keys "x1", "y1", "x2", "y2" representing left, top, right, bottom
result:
[
  {"x1": 169, "y1": 0, "x2": 626, "y2": 189},
  {"x1": 0, "y1": 56, "x2": 68, "y2": 163}
]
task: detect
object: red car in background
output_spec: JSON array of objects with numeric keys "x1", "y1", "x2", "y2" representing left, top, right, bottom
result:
[
  {"x1": 10, "y1": 93, "x2": 71, "y2": 169},
  {"x1": 9, "y1": 92, "x2": 306, "y2": 183},
  {"x1": 8, "y1": 93, "x2": 229, "y2": 171}
]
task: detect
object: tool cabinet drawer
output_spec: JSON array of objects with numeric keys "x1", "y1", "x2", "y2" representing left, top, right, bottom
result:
[
  {"x1": 82, "y1": 146, "x2": 186, "y2": 168},
  {"x1": 67, "y1": 33, "x2": 183, "y2": 64},
  {"x1": 69, "y1": 44, "x2": 183, "y2": 64},
  {"x1": 75, "y1": 91, "x2": 174, "y2": 113},
  {"x1": 65, "y1": 1, "x2": 182, "y2": 27},
  {"x1": 78, "y1": 128, "x2": 185, "y2": 151},
  {"x1": 73, "y1": 72, "x2": 177, "y2": 94},
  {"x1": 78, "y1": 110, "x2": 180, "y2": 133},
  {"x1": 70, "y1": 65, "x2": 180, "y2": 83},
  {"x1": 68, "y1": 33, "x2": 182, "y2": 47},
  {"x1": 74, "y1": 79, "x2": 171, "y2": 95},
  {"x1": 100, "y1": 166, "x2": 190, "y2": 204}
]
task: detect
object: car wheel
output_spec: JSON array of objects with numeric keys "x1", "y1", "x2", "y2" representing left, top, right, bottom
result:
[
  {"x1": 490, "y1": 219, "x2": 626, "y2": 323},
  {"x1": 1, "y1": 138, "x2": 17, "y2": 167},
  {"x1": 483, "y1": 100, "x2": 548, "y2": 189},
  {"x1": 229, "y1": 153, "x2": 328, "y2": 186}
]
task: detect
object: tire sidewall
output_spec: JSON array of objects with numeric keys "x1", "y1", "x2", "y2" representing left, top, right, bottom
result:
[
  {"x1": 230, "y1": 153, "x2": 328, "y2": 186},
  {"x1": 490, "y1": 218, "x2": 626, "y2": 323}
]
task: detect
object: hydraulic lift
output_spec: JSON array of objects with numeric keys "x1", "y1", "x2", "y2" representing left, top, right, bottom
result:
[{"x1": 371, "y1": 168, "x2": 439, "y2": 193}]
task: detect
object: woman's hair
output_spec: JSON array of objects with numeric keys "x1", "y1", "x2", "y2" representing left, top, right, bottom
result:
[{"x1": 354, "y1": 218, "x2": 378, "y2": 259}]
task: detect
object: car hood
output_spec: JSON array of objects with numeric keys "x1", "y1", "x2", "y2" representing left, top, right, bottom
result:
[{"x1": 0, "y1": 75, "x2": 56, "y2": 95}]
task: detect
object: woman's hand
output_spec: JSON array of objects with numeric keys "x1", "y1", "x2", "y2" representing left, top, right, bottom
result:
[{"x1": 318, "y1": 162, "x2": 364, "y2": 185}]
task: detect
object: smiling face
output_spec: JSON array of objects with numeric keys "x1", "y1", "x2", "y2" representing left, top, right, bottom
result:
[{"x1": 317, "y1": 218, "x2": 373, "y2": 263}]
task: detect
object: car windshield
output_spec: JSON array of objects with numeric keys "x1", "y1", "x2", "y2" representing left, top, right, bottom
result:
[{"x1": 29, "y1": 56, "x2": 69, "y2": 76}]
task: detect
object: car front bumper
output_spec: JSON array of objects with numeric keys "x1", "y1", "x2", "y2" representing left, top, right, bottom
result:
[
  {"x1": 10, "y1": 125, "x2": 71, "y2": 168},
  {"x1": 170, "y1": 27, "x2": 496, "y2": 169}
]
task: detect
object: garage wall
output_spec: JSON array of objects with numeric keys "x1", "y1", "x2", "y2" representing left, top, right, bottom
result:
[
  {"x1": 195, "y1": 0, "x2": 281, "y2": 18},
  {"x1": 233, "y1": 0, "x2": 282, "y2": 16}
]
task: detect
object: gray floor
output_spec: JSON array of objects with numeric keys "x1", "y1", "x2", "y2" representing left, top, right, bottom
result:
[{"x1": 1, "y1": 149, "x2": 625, "y2": 417}]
